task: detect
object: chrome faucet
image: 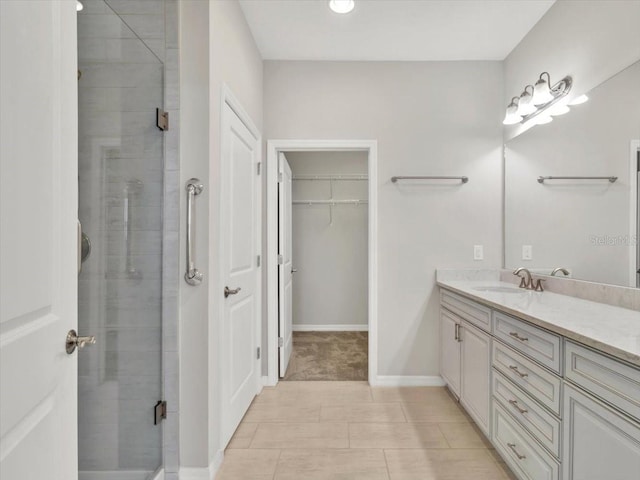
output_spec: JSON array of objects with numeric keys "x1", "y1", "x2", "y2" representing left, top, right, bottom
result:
[
  {"x1": 513, "y1": 267, "x2": 545, "y2": 291},
  {"x1": 550, "y1": 267, "x2": 570, "y2": 277},
  {"x1": 513, "y1": 267, "x2": 532, "y2": 289}
]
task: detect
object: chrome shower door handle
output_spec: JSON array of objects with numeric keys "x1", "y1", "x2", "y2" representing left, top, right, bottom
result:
[
  {"x1": 185, "y1": 178, "x2": 204, "y2": 286},
  {"x1": 66, "y1": 329, "x2": 96, "y2": 354},
  {"x1": 224, "y1": 286, "x2": 241, "y2": 298}
]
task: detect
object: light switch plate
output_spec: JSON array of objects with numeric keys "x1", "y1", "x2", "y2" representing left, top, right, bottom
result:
[
  {"x1": 474, "y1": 245, "x2": 484, "y2": 261},
  {"x1": 522, "y1": 245, "x2": 533, "y2": 260}
]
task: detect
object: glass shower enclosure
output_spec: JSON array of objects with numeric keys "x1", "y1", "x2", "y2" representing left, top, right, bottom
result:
[{"x1": 77, "y1": 1, "x2": 164, "y2": 478}]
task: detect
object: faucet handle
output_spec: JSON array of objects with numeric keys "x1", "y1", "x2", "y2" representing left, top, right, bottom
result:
[
  {"x1": 518, "y1": 276, "x2": 529, "y2": 289},
  {"x1": 533, "y1": 278, "x2": 545, "y2": 292}
]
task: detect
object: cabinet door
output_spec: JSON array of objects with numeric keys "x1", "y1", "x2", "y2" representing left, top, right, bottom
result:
[
  {"x1": 563, "y1": 383, "x2": 640, "y2": 480},
  {"x1": 441, "y1": 309, "x2": 461, "y2": 396},
  {"x1": 460, "y1": 321, "x2": 491, "y2": 436}
]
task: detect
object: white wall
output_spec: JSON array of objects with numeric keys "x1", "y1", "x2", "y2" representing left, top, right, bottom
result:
[
  {"x1": 505, "y1": 61, "x2": 640, "y2": 287},
  {"x1": 264, "y1": 61, "x2": 504, "y2": 377},
  {"x1": 286, "y1": 151, "x2": 368, "y2": 329},
  {"x1": 504, "y1": 0, "x2": 640, "y2": 140},
  {"x1": 179, "y1": 0, "x2": 263, "y2": 472}
]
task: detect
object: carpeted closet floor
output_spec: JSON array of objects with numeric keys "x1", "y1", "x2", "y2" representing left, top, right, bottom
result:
[{"x1": 283, "y1": 331, "x2": 368, "y2": 381}]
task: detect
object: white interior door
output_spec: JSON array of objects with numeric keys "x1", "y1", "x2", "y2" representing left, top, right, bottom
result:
[
  {"x1": 0, "y1": 1, "x2": 78, "y2": 479},
  {"x1": 278, "y1": 153, "x2": 293, "y2": 378},
  {"x1": 220, "y1": 101, "x2": 261, "y2": 447}
]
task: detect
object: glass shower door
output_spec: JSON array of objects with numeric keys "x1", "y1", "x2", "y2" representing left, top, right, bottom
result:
[{"x1": 77, "y1": 1, "x2": 164, "y2": 478}]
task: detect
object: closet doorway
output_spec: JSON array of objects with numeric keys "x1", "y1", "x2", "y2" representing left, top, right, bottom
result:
[{"x1": 266, "y1": 141, "x2": 378, "y2": 386}]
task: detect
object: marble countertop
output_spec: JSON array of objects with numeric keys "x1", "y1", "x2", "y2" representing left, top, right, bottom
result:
[{"x1": 437, "y1": 278, "x2": 640, "y2": 367}]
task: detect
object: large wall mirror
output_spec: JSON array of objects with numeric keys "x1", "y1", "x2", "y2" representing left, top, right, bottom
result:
[{"x1": 504, "y1": 60, "x2": 640, "y2": 288}]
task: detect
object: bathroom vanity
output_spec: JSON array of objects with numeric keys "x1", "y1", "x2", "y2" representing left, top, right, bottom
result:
[{"x1": 438, "y1": 275, "x2": 640, "y2": 480}]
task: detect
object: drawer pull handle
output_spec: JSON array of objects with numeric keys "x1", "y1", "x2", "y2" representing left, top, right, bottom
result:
[
  {"x1": 454, "y1": 323, "x2": 462, "y2": 342},
  {"x1": 509, "y1": 365, "x2": 529, "y2": 378},
  {"x1": 509, "y1": 332, "x2": 529, "y2": 342},
  {"x1": 508, "y1": 399, "x2": 528, "y2": 414},
  {"x1": 507, "y1": 443, "x2": 526, "y2": 460}
]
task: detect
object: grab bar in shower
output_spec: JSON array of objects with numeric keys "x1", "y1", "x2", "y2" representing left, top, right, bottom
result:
[{"x1": 185, "y1": 178, "x2": 204, "y2": 286}]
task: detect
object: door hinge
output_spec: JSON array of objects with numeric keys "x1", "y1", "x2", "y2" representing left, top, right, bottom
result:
[
  {"x1": 257, "y1": 347, "x2": 261, "y2": 359},
  {"x1": 156, "y1": 108, "x2": 169, "y2": 131},
  {"x1": 278, "y1": 337, "x2": 284, "y2": 348},
  {"x1": 278, "y1": 172, "x2": 283, "y2": 183},
  {"x1": 257, "y1": 255, "x2": 261, "y2": 267},
  {"x1": 257, "y1": 162, "x2": 262, "y2": 175},
  {"x1": 154, "y1": 400, "x2": 167, "y2": 425},
  {"x1": 277, "y1": 254, "x2": 284, "y2": 265}
]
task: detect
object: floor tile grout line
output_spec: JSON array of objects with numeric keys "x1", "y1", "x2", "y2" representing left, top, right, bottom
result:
[
  {"x1": 382, "y1": 448, "x2": 392, "y2": 480},
  {"x1": 271, "y1": 448, "x2": 284, "y2": 480}
]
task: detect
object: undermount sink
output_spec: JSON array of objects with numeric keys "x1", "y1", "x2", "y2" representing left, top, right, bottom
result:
[{"x1": 473, "y1": 286, "x2": 523, "y2": 294}]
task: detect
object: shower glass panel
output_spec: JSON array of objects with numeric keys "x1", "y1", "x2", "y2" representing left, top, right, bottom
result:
[{"x1": 77, "y1": 1, "x2": 164, "y2": 478}]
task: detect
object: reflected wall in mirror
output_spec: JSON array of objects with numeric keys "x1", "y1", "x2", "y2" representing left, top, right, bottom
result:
[{"x1": 505, "y1": 61, "x2": 640, "y2": 288}]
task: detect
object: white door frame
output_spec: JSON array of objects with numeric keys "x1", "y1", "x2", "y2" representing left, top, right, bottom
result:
[
  {"x1": 630, "y1": 140, "x2": 639, "y2": 287},
  {"x1": 266, "y1": 140, "x2": 378, "y2": 386},
  {"x1": 217, "y1": 84, "x2": 263, "y2": 448}
]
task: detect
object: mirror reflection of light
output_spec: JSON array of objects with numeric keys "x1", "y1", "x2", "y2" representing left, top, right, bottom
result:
[
  {"x1": 329, "y1": 0, "x2": 355, "y2": 14},
  {"x1": 569, "y1": 94, "x2": 589, "y2": 105}
]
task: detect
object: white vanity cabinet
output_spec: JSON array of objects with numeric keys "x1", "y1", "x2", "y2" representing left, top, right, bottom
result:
[
  {"x1": 563, "y1": 342, "x2": 640, "y2": 480},
  {"x1": 440, "y1": 291, "x2": 491, "y2": 435},
  {"x1": 439, "y1": 285, "x2": 640, "y2": 480}
]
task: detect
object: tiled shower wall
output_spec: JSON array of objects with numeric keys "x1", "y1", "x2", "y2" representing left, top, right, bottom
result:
[{"x1": 77, "y1": 0, "x2": 180, "y2": 477}]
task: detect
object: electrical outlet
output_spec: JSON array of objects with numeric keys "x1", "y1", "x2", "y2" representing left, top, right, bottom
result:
[
  {"x1": 522, "y1": 245, "x2": 533, "y2": 261},
  {"x1": 474, "y1": 245, "x2": 484, "y2": 261}
]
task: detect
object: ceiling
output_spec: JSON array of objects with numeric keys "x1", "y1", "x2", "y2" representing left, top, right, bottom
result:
[{"x1": 239, "y1": 0, "x2": 555, "y2": 61}]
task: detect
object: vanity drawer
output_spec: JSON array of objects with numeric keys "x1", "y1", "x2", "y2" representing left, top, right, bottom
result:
[
  {"x1": 493, "y1": 370, "x2": 561, "y2": 457},
  {"x1": 493, "y1": 341, "x2": 562, "y2": 415},
  {"x1": 493, "y1": 402, "x2": 560, "y2": 480},
  {"x1": 493, "y1": 311, "x2": 562, "y2": 374},
  {"x1": 440, "y1": 289, "x2": 492, "y2": 333},
  {"x1": 565, "y1": 341, "x2": 640, "y2": 421}
]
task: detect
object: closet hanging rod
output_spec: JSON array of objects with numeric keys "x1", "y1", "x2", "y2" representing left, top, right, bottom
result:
[
  {"x1": 292, "y1": 199, "x2": 368, "y2": 205},
  {"x1": 537, "y1": 176, "x2": 618, "y2": 184},
  {"x1": 391, "y1": 175, "x2": 469, "y2": 184},
  {"x1": 292, "y1": 174, "x2": 368, "y2": 181}
]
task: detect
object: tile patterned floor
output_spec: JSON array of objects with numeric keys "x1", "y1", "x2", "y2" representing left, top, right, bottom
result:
[{"x1": 217, "y1": 382, "x2": 517, "y2": 479}]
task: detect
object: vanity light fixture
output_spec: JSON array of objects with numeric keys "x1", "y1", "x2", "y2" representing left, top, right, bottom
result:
[
  {"x1": 76, "y1": 1, "x2": 83, "y2": 11},
  {"x1": 329, "y1": 0, "x2": 355, "y2": 14},
  {"x1": 502, "y1": 97, "x2": 523, "y2": 125},
  {"x1": 503, "y1": 72, "x2": 573, "y2": 126}
]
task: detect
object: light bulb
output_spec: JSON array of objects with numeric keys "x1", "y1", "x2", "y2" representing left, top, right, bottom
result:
[
  {"x1": 77, "y1": 1, "x2": 83, "y2": 11},
  {"x1": 532, "y1": 77, "x2": 554, "y2": 105},
  {"x1": 516, "y1": 89, "x2": 537, "y2": 116},
  {"x1": 329, "y1": 0, "x2": 354, "y2": 14},
  {"x1": 569, "y1": 94, "x2": 589, "y2": 105},
  {"x1": 502, "y1": 102, "x2": 522, "y2": 125}
]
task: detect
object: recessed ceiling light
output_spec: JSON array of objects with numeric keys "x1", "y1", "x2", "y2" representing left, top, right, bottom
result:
[{"x1": 329, "y1": 0, "x2": 355, "y2": 14}]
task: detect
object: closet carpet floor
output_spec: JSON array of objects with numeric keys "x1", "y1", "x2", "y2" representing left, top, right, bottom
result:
[
  {"x1": 282, "y1": 331, "x2": 368, "y2": 381},
  {"x1": 218, "y1": 382, "x2": 517, "y2": 480}
]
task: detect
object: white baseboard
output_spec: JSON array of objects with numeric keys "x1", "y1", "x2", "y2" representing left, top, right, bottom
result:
[
  {"x1": 180, "y1": 451, "x2": 224, "y2": 480},
  {"x1": 262, "y1": 375, "x2": 272, "y2": 386},
  {"x1": 371, "y1": 375, "x2": 445, "y2": 387},
  {"x1": 292, "y1": 324, "x2": 368, "y2": 332}
]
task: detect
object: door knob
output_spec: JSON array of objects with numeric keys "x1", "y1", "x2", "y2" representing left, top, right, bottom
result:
[
  {"x1": 224, "y1": 286, "x2": 241, "y2": 298},
  {"x1": 66, "y1": 329, "x2": 96, "y2": 354}
]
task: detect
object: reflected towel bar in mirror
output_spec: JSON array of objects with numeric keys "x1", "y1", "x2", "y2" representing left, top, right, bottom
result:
[
  {"x1": 537, "y1": 176, "x2": 618, "y2": 184},
  {"x1": 391, "y1": 176, "x2": 469, "y2": 183}
]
